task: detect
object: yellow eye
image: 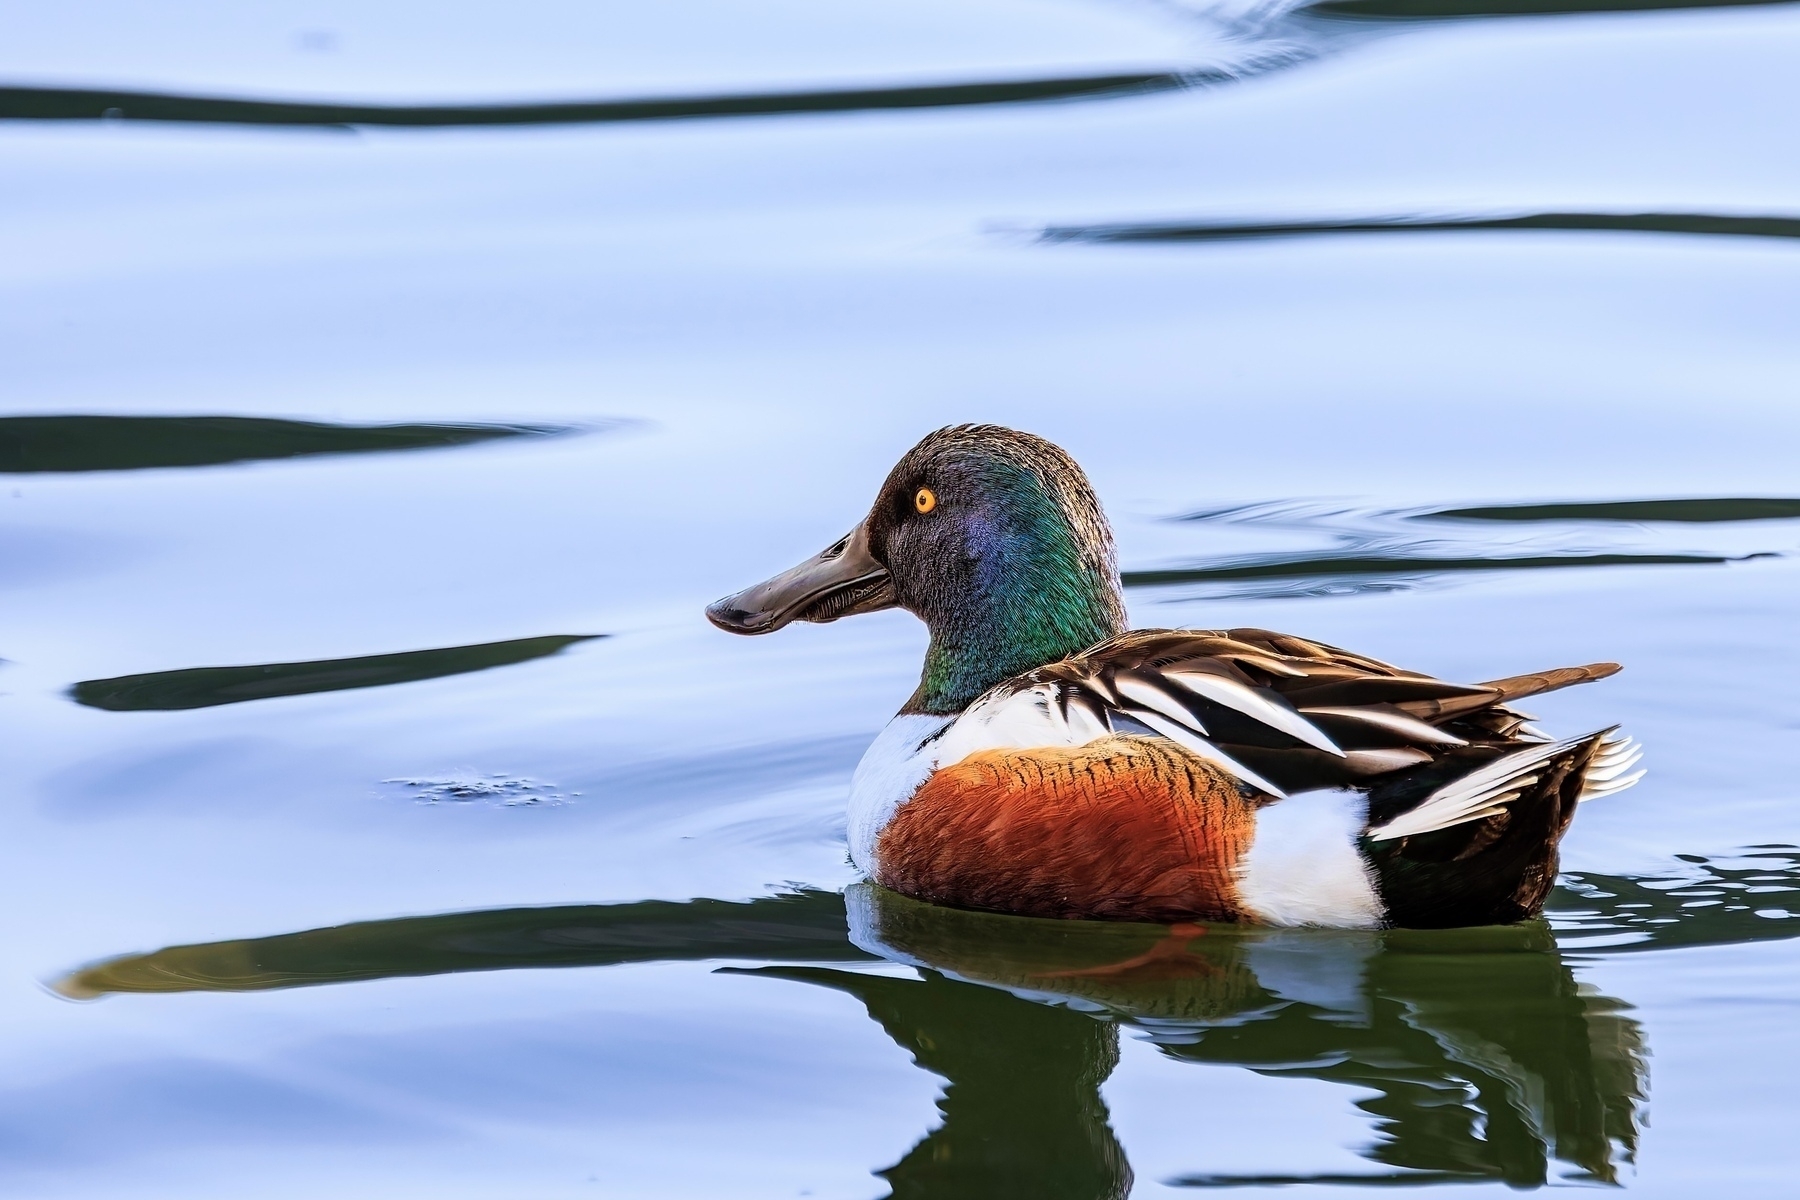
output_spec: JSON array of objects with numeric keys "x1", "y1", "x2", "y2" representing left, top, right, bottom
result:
[{"x1": 914, "y1": 487, "x2": 937, "y2": 514}]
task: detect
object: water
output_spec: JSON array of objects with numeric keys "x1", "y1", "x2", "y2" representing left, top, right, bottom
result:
[{"x1": 3, "y1": 1, "x2": 1799, "y2": 1195}]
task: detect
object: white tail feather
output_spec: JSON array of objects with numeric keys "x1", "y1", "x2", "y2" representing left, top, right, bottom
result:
[
  {"x1": 1586, "y1": 756, "x2": 1643, "y2": 784},
  {"x1": 1581, "y1": 735, "x2": 1644, "y2": 802},
  {"x1": 1368, "y1": 730, "x2": 1645, "y2": 841},
  {"x1": 1366, "y1": 734, "x2": 1591, "y2": 841},
  {"x1": 1583, "y1": 769, "x2": 1646, "y2": 800}
]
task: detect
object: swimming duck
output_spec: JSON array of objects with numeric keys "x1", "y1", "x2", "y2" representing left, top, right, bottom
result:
[{"x1": 707, "y1": 425, "x2": 1643, "y2": 929}]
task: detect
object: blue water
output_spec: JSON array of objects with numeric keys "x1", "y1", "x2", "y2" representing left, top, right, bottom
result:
[{"x1": 4, "y1": 1, "x2": 1800, "y2": 1195}]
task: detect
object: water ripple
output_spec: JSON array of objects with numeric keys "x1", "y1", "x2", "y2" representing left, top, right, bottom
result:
[
  {"x1": 0, "y1": 72, "x2": 1214, "y2": 129},
  {"x1": 0, "y1": 415, "x2": 584, "y2": 475},
  {"x1": 1309, "y1": 0, "x2": 1798, "y2": 19},
  {"x1": 1040, "y1": 211, "x2": 1800, "y2": 246},
  {"x1": 71, "y1": 634, "x2": 602, "y2": 711},
  {"x1": 1125, "y1": 497, "x2": 1794, "y2": 600},
  {"x1": 55, "y1": 852, "x2": 1795, "y2": 1191}
]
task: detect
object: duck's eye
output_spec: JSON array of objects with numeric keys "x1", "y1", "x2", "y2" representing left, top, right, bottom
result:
[{"x1": 913, "y1": 487, "x2": 937, "y2": 515}]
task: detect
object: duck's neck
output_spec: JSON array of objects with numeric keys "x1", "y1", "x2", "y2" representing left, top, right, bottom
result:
[{"x1": 905, "y1": 561, "x2": 1126, "y2": 716}]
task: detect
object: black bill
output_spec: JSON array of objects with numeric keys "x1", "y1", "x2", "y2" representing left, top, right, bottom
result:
[{"x1": 706, "y1": 519, "x2": 896, "y2": 635}]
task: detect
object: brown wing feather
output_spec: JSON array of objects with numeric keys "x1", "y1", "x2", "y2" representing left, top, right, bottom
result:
[
  {"x1": 1393, "y1": 662, "x2": 1621, "y2": 722},
  {"x1": 1477, "y1": 661, "x2": 1622, "y2": 702}
]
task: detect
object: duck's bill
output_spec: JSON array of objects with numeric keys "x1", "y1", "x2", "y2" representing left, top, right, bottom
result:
[{"x1": 705, "y1": 519, "x2": 897, "y2": 635}]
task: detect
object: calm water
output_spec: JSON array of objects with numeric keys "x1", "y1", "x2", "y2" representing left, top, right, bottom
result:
[{"x1": 5, "y1": 2, "x2": 1800, "y2": 1195}]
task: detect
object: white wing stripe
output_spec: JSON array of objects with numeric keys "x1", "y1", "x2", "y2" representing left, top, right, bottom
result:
[
  {"x1": 1343, "y1": 748, "x2": 1434, "y2": 773},
  {"x1": 1165, "y1": 670, "x2": 1345, "y2": 757},
  {"x1": 1113, "y1": 675, "x2": 1209, "y2": 736},
  {"x1": 1296, "y1": 705, "x2": 1467, "y2": 748}
]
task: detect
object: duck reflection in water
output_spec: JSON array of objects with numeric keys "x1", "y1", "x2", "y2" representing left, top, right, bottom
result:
[
  {"x1": 99, "y1": 848, "x2": 1800, "y2": 1193},
  {"x1": 764, "y1": 885, "x2": 1644, "y2": 1193}
]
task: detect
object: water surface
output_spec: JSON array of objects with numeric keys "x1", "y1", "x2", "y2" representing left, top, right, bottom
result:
[{"x1": 4, "y1": 1, "x2": 1799, "y2": 1196}]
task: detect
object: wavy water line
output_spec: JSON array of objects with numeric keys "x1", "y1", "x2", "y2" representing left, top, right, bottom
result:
[
  {"x1": 1309, "y1": 0, "x2": 1798, "y2": 18},
  {"x1": 49, "y1": 851, "x2": 1792, "y2": 1187},
  {"x1": 1552, "y1": 847, "x2": 1800, "y2": 953},
  {"x1": 58, "y1": 850, "x2": 1792, "y2": 1188},
  {"x1": 1171, "y1": 1169, "x2": 1493, "y2": 1187},
  {"x1": 1123, "y1": 550, "x2": 1763, "y2": 588},
  {"x1": 57, "y1": 850, "x2": 1799, "y2": 994},
  {"x1": 71, "y1": 634, "x2": 601, "y2": 711},
  {"x1": 1426, "y1": 497, "x2": 1800, "y2": 523},
  {"x1": 0, "y1": 414, "x2": 582, "y2": 474},
  {"x1": 5, "y1": 0, "x2": 1785, "y2": 136},
  {"x1": 0, "y1": 71, "x2": 1214, "y2": 129},
  {"x1": 1040, "y1": 211, "x2": 1800, "y2": 245},
  {"x1": 1129, "y1": 495, "x2": 1793, "y2": 599}
]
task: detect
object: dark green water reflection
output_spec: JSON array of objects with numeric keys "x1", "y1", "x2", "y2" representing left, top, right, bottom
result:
[
  {"x1": 1134, "y1": 495, "x2": 1791, "y2": 599},
  {"x1": 72, "y1": 634, "x2": 600, "y2": 711},
  {"x1": 61, "y1": 850, "x2": 1800, "y2": 1193},
  {"x1": 0, "y1": 73, "x2": 1196, "y2": 129},
  {"x1": 1121, "y1": 550, "x2": 1763, "y2": 590},
  {"x1": 1041, "y1": 212, "x2": 1800, "y2": 246},
  {"x1": 1554, "y1": 847, "x2": 1800, "y2": 953},
  {"x1": 59, "y1": 892, "x2": 867, "y2": 995},
  {"x1": 1310, "y1": 0, "x2": 1796, "y2": 19},
  {"x1": 1426, "y1": 498, "x2": 1800, "y2": 523},
  {"x1": 0, "y1": 415, "x2": 572, "y2": 474}
]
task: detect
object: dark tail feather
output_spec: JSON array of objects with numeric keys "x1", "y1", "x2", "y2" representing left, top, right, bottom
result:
[{"x1": 1359, "y1": 732, "x2": 1609, "y2": 929}]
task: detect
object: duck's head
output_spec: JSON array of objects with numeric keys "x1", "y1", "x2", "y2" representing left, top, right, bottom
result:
[{"x1": 707, "y1": 424, "x2": 1126, "y2": 714}]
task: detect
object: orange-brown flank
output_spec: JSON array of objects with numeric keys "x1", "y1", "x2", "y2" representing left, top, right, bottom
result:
[{"x1": 873, "y1": 735, "x2": 1262, "y2": 922}]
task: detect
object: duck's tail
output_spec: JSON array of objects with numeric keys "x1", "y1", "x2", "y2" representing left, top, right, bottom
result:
[{"x1": 1357, "y1": 729, "x2": 1644, "y2": 928}]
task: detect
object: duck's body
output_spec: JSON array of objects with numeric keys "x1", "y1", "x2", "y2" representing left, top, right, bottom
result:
[
  {"x1": 709, "y1": 426, "x2": 1642, "y2": 929},
  {"x1": 845, "y1": 629, "x2": 1636, "y2": 928}
]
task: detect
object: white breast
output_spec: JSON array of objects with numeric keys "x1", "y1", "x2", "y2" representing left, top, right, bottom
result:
[
  {"x1": 846, "y1": 685, "x2": 1115, "y2": 877},
  {"x1": 846, "y1": 713, "x2": 953, "y2": 875}
]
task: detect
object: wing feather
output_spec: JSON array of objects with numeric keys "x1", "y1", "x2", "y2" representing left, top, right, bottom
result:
[
  {"x1": 1125, "y1": 708, "x2": 1290, "y2": 798},
  {"x1": 1112, "y1": 671, "x2": 1210, "y2": 737},
  {"x1": 1366, "y1": 735, "x2": 1587, "y2": 840},
  {"x1": 1296, "y1": 705, "x2": 1468, "y2": 748},
  {"x1": 929, "y1": 628, "x2": 1629, "y2": 804},
  {"x1": 1167, "y1": 670, "x2": 1344, "y2": 755}
]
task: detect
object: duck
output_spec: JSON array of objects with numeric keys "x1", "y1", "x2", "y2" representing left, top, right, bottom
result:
[{"x1": 706, "y1": 425, "x2": 1644, "y2": 929}]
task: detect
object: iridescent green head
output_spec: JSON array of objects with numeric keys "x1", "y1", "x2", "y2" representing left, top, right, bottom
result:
[{"x1": 707, "y1": 425, "x2": 1127, "y2": 714}]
